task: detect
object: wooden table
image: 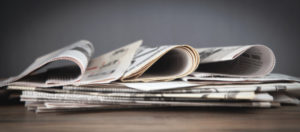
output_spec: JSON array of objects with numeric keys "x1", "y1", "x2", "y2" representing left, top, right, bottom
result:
[{"x1": 1, "y1": 104, "x2": 300, "y2": 132}]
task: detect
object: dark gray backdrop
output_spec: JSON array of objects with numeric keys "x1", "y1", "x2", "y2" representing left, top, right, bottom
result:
[{"x1": 1, "y1": 0, "x2": 300, "y2": 78}]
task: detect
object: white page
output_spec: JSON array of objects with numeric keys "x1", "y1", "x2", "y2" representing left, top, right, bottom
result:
[{"x1": 119, "y1": 81, "x2": 200, "y2": 91}]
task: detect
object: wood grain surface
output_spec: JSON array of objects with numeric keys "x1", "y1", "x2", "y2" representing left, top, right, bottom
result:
[{"x1": 1, "y1": 105, "x2": 300, "y2": 132}]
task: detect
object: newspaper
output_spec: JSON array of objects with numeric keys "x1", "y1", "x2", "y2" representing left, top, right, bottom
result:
[
  {"x1": 75, "y1": 40, "x2": 142, "y2": 85},
  {"x1": 183, "y1": 73, "x2": 300, "y2": 83},
  {"x1": 22, "y1": 101, "x2": 276, "y2": 113},
  {"x1": 272, "y1": 93, "x2": 300, "y2": 105},
  {"x1": 4, "y1": 41, "x2": 300, "y2": 113},
  {"x1": 121, "y1": 45, "x2": 200, "y2": 82},
  {"x1": 20, "y1": 91, "x2": 257, "y2": 101},
  {"x1": 16, "y1": 79, "x2": 296, "y2": 113},
  {"x1": 0, "y1": 40, "x2": 94, "y2": 87},
  {"x1": 63, "y1": 86, "x2": 140, "y2": 93},
  {"x1": 31, "y1": 102, "x2": 274, "y2": 113},
  {"x1": 180, "y1": 73, "x2": 300, "y2": 97},
  {"x1": 20, "y1": 95, "x2": 276, "y2": 113},
  {"x1": 196, "y1": 45, "x2": 276, "y2": 77},
  {"x1": 5, "y1": 84, "x2": 277, "y2": 102},
  {"x1": 1, "y1": 40, "x2": 142, "y2": 87},
  {"x1": 1, "y1": 40, "x2": 202, "y2": 87},
  {"x1": 167, "y1": 82, "x2": 300, "y2": 96}
]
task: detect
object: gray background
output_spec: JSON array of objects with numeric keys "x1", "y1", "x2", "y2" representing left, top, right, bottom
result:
[{"x1": 0, "y1": 0, "x2": 299, "y2": 78}]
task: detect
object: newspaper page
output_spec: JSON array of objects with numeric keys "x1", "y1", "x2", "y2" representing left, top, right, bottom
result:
[
  {"x1": 0, "y1": 40, "x2": 94, "y2": 87},
  {"x1": 196, "y1": 45, "x2": 276, "y2": 77},
  {"x1": 121, "y1": 45, "x2": 200, "y2": 82},
  {"x1": 20, "y1": 90, "x2": 256, "y2": 101},
  {"x1": 182, "y1": 73, "x2": 300, "y2": 83},
  {"x1": 169, "y1": 82, "x2": 300, "y2": 96},
  {"x1": 26, "y1": 101, "x2": 273, "y2": 113},
  {"x1": 272, "y1": 93, "x2": 300, "y2": 105},
  {"x1": 20, "y1": 91, "x2": 260, "y2": 105},
  {"x1": 75, "y1": 40, "x2": 142, "y2": 85}
]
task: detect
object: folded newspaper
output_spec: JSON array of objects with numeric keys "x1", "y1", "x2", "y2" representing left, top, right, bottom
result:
[
  {"x1": 0, "y1": 40, "x2": 275, "y2": 87},
  {"x1": 1, "y1": 39, "x2": 299, "y2": 113},
  {"x1": 0, "y1": 40, "x2": 201, "y2": 87}
]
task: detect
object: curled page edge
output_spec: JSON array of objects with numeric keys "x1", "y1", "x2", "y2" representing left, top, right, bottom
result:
[
  {"x1": 121, "y1": 45, "x2": 200, "y2": 82},
  {"x1": 0, "y1": 40, "x2": 93, "y2": 87},
  {"x1": 196, "y1": 44, "x2": 276, "y2": 77}
]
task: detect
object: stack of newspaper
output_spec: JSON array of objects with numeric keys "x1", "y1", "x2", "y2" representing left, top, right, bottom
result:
[{"x1": 1, "y1": 40, "x2": 300, "y2": 113}]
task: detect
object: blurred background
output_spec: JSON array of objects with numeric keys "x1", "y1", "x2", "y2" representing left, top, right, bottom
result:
[{"x1": 0, "y1": 0, "x2": 299, "y2": 78}]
